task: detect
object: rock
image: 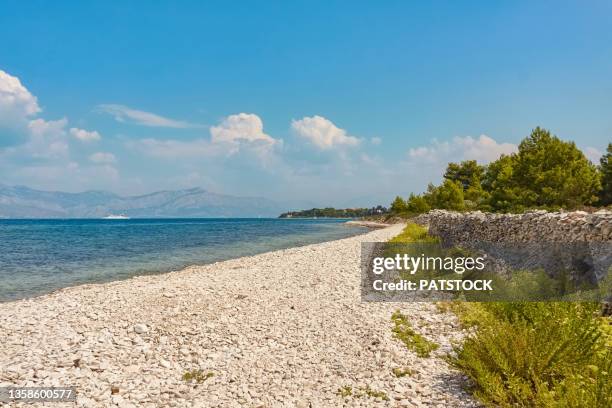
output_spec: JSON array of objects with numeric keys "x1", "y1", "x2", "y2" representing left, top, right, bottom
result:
[
  {"x1": 134, "y1": 323, "x2": 148, "y2": 334},
  {"x1": 0, "y1": 224, "x2": 479, "y2": 408}
]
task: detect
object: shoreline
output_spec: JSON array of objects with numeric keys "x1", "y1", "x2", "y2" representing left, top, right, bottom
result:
[
  {"x1": 0, "y1": 220, "x2": 370, "y2": 305},
  {"x1": 0, "y1": 224, "x2": 477, "y2": 407}
]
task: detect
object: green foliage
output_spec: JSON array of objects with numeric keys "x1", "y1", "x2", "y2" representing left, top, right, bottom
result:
[
  {"x1": 485, "y1": 127, "x2": 601, "y2": 211},
  {"x1": 450, "y1": 302, "x2": 612, "y2": 407},
  {"x1": 390, "y1": 196, "x2": 408, "y2": 214},
  {"x1": 397, "y1": 127, "x2": 606, "y2": 214},
  {"x1": 336, "y1": 385, "x2": 389, "y2": 401},
  {"x1": 400, "y1": 227, "x2": 612, "y2": 406},
  {"x1": 392, "y1": 367, "x2": 414, "y2": 377},
  {"x1": 444, "y1": 160, "x2": 485, "y2": 190},
  {"x1": 388, "y1": 223, "x2": 439, "y2": 244},
  {"x1": 336, "y1": 386, "x2": 353, "y2": 397},
  {"x1": 391, "y1": 310, "x2": 439, "y2": 357},
  {"x1": 361, "y1": 386, "x2": 390, "y2": 401},
  {"x1": 600, "y1": 143, "x2": 612, "y2": 206},
  {"x1": 406, "y1": 193, "x2": 431, "y2": 214},
  {"x1": 444, "y1": 160, "x2": 490, "y2": 210},
  {"x1": 182, "y1": 369, "x2": 214, "y2": 384},
  {"x1": 279, "y1": 206, "x2": 387, "y2": 218},
  {"x1": 482, "y1": 154, "x2": 524, "y2": 212},
  {"x1": 424, "y1": 179, "x2": 466, "y2": 211}
]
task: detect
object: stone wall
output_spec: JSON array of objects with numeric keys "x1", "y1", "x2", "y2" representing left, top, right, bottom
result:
[
  {"x1": 414, "y1": 209, "x2": 612, "y2": 243},
  {"x1": 414, "y1": 209, "x2": 612, "y2": 285}
]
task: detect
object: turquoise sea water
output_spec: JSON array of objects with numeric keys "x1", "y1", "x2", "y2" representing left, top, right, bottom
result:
[{"x1": 0, "y1": 218, "x2": 367, "y2": 302}]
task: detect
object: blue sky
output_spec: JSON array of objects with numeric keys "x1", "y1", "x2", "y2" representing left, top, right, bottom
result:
[{"x1": 1, "y1": 1, "x2": 611, "y2": 207}]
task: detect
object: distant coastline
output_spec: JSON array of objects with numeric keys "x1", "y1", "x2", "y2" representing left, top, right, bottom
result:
[{"x1": 279, "y1": 206, "x2": 388, "y2": 219}]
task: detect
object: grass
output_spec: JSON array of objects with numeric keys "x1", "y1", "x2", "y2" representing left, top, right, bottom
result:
[
  {"x1": 392, "y1": 367, "x2": 414, "y2": 377},
  {"x1": 391, "y1": 223, "x2": 612, "y2": 407},
  {"x1": 388, "y1": 222, "x2": 438, "y2": 244},
  {"x1": 391, "y1": 310, "x2": 439, "y2": 358},
  {"x1": 336, "y1": 385, "x2": 389, "y2": 401},
  {"x1": 182, "y1": 369, "x2": 214, "y2": 384}
]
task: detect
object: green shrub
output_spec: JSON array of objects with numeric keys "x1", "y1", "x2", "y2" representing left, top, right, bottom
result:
[
  {"x1": 391, "y1": 310, "x2": 439, "y2": 357},
  {"x1": 182, "y1": 369, "x2": 214, "y2": 384},
  {"x1": 388, "y1": 223, "x2": 438, "y2": 244},
  {"x1": 450, "y1": 302, "x2": 612, "y2": 407}
]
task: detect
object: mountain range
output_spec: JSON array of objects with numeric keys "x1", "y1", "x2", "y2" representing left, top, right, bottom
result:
[{"x1": 0, "y1": 185, "x2": 300, "y2": 218}]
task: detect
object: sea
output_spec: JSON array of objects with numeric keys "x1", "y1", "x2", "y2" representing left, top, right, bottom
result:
[{"x1": 0, "y1": 218, "x2": 367, "y2": 302}]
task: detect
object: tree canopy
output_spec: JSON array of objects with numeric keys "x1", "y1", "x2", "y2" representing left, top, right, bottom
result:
[
  {"x1": 392, "y1": 127, "x2": 606, "y2": 215},
  {"x1": 599, "y1": 143, "x2": 612, "y2": 206}
]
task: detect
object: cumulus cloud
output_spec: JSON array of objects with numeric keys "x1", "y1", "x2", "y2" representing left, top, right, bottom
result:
[
  {"x1": 97, "y1": 104, "x2": 199, "y2": 128},
  {"x1": 89, "y1": 152, "x2": 116, "y2": 164},
  {"x1": 132, "y1": 113, "x2": 281, "y2": 161},
  {"x1": 408, "y1": 135, "x2": 517, "y2": 164},
  {"x1": 0, "y1": 71, "x2": 107, "y2": 175},
  {"x1": 24, "y1": 118, "x2": 69, "y2": 159},
  {"x1": 0, "y1": 70, "x2": 41, "y2": 128},
  {"x1": 291, "y1": 115, "x2": 360, "y2": 150},
  {"x1": 70, "y1": 127, "x2": 101, "y2": 142},
  {"x1": 210, "y1": 113, "x2": 280, "y2": 150}
]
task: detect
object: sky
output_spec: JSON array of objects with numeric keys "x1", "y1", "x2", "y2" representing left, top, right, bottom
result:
[{"x1": 1, "y1": 1, "x2": 611, "y2": 207}]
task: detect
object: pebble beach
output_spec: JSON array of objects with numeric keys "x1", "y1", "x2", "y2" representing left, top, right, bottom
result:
[{"x1": 0, "y1": 224, "x2": 477, "y2": 407}]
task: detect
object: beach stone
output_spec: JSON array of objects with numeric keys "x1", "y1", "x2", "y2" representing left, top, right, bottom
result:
[
  {"x1": 0, "y1": 224, "x2": 478, "y2": 407},
  {"x1": 133, "y1": 323, "x2": 148, "y2": 334}
]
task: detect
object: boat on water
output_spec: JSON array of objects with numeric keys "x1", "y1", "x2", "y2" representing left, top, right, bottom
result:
[{"x1": 103, "y1": 214, "x2": 130, "y2": 219}]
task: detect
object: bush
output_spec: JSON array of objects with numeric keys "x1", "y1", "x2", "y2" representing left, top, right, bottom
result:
[
  {"x1": 388, "y1": 223, "x2": 438, "y2": 244},
  {"x1": 396, "y1": 225, "x2": 612, "y2": 407},
  {"x1": 406, "y1": 193, "x2": 430, "y2": 214},
  {"x1": 451, "y1": 302, "x2": 612, "y2": 407},
  {"x1": 391, "y1": 310, "x2": 439, "y2": 358},
  {"x1": 390, "y1": 196, "x2": 408, "y2": 214},
  {"x1": 424, "y1": 179, "x2": 466, "y2": 211}
]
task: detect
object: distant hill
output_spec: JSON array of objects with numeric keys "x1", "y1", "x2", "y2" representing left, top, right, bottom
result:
[{"x1": 0, "y1": 185, "x2": 290, "y2": 218}]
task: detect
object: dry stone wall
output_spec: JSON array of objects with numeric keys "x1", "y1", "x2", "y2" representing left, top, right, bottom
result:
[
  {"x1": 414, "y1": 209, "x2": 612, "y2": 243},
  {"x1": 414, "y1": 209, "x2": 612, "y2": 285}
]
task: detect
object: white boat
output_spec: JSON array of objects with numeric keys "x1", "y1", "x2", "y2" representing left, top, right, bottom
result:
[{"x1": 103, "y1": 214, "x2": 130, "y2": 219}]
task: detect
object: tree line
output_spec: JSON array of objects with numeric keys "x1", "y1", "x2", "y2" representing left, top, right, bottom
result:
[
  {"x1": 279, "y1": 206, "x2": 388, "y2": 218},
  {"x1": 391, "y1": 127, "x2": 612, "y2": 215}
]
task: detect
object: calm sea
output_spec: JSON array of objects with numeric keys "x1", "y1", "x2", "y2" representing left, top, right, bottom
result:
[{"x1": 0, "y1": 218, "x2": 367, "y2": 302}]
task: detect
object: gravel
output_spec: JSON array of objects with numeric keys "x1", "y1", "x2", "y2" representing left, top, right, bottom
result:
[{"x1": 0, "y1": 224, "x2": 478, "y2": 407}]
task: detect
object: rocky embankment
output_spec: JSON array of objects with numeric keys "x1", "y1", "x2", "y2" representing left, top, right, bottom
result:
[
  {"x1": 0, "y1": 225, "x2": 477, "y2": 408},
  {"x1": 415, "y1": 209, "x2": 612, "y2": 243},
  {"x1": 415, "y1": 209, "x2": 612, "y2": 286}
]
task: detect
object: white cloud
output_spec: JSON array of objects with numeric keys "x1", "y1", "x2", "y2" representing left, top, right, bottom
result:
[
  {"x1": 0, "y1": 70, "x2": 104, "y2": 165},
  {"x1": 408, "y1": 135, "x2": 517, "y2": 164},
  {"x1": 583, "y1": 146, "x2": 602, "y2": 163},
  {"x1": 70, "y1": 127, "x2": 101, "y2": 142},
  {"x1": 132, "y1": 113, "x2": 281, "y2": 159},
  {"x1": 0, "y1": 70, "x2": 41, "y2": 128},
  {"x1": 210, "y1": 113, "x2": 280, "y2": 151},
  {"x1": 291, "y1": 115, "x2": 360, "y2": 150},
  {"x1": 97, "y1": 104, "x2": 198, "y2": 128},
  {"x1": 89, "y1": 152, "x2": 116, "y2": 163},
  {"x1": 370, "y1": 137, "x2": 382, "y2": 145},
  {"x1": 25, "y1": 118, "x2": 69, "y2": 159},
  {"x1": 27, "y1": 117, "x2": 67, "y2": 137}
]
